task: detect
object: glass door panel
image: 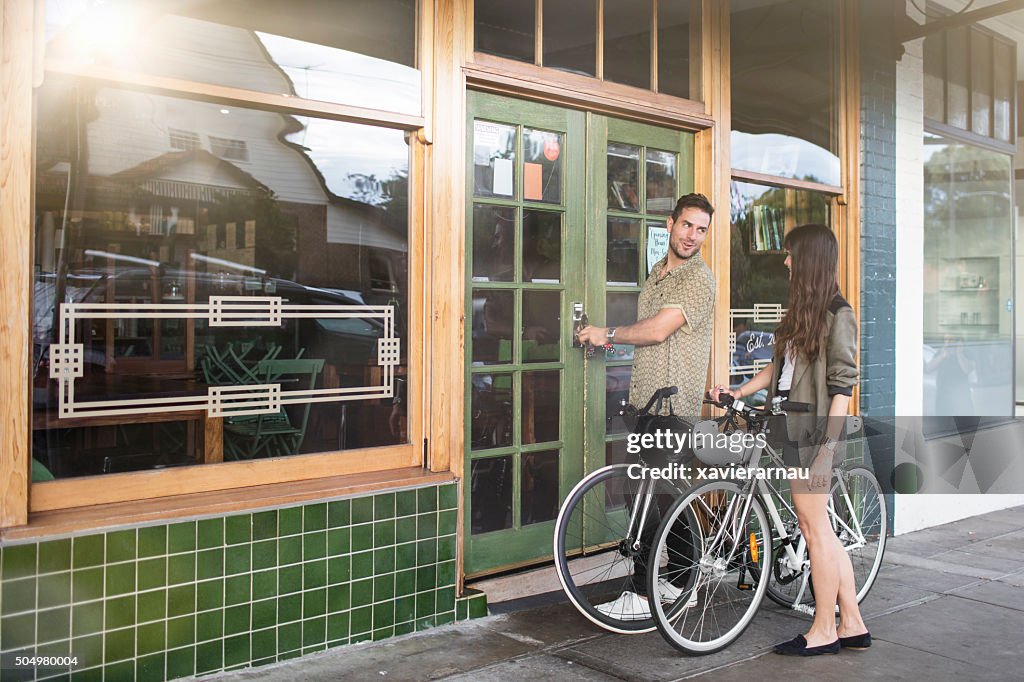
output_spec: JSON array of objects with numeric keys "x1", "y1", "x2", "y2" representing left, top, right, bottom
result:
[{"x1": 465, "y1": 93, "x2": 585, "y2": 576}]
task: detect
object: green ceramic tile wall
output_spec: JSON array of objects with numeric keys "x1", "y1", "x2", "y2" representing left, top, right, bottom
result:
[{"x1": 0, "y1": 482, "x2": 465, "y2": 681}]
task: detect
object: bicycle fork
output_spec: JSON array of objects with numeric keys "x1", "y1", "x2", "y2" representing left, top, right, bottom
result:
[{"x1": 625, "y1": 478, "x2": 657, "y2": 554}]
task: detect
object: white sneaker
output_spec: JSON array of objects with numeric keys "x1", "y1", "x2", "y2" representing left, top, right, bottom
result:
[
  {"x1": 595, "y1": 591, "x2": 651, "y2": 620},
  {"x1": 657, "y1": 579, "x2": 700, "y2": 608}
]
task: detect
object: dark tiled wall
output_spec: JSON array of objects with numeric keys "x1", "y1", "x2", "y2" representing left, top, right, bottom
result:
[
  {"x1": 859, "y1": 0, "x2": 898, "y2": 417},
  {"x1": 859, "y1": 0, "x2": 898, "y2": 530},
  {"x1": 0, "y1": 482, "x2": 459, "y2": 681}
]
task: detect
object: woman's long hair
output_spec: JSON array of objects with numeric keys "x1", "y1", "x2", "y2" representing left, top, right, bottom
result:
[{"x1": 773, "y1": 224, "x2": 839, "y2": 361}]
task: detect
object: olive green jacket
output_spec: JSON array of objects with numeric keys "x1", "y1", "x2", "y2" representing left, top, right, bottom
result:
[{"x1": 765, "y1": 295, "x2": 859, "y2": 460}]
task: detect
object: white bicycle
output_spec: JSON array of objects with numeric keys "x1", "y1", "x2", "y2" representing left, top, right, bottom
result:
[{"x1": 647, "y1": 395, "x2": 887, "y2": 655}]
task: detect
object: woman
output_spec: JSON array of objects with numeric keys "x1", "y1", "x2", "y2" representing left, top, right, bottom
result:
[{"x1": 710, "y1": 224, "x2": 870, "y2": 656}]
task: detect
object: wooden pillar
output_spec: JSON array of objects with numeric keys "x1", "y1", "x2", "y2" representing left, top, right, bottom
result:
[
  {"x1": 694, "y1": 0, "x2": 731, "y2": 406},
  {"x1": 428, "y1": 0, "x2": 469, "y2": 476},
  {"x1": 0, "y1": 0, "x2": 37, "y2": 527},
  {"x1": 838, "y1": 0, "x2": 862, "y2": 412}
]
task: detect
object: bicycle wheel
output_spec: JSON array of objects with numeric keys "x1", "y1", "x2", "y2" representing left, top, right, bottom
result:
[
  {"x1": 764, "y1": 465, "x2": 887, "y2": 610},
  {"x1": 834, "y1": 465, "x2": 887, "y2": 602},
  {"x1": 553, "y1": 464, "x2": 685, "y2": 634},
  {"x1": 648, "y1": 480, "x2": 772, "y2": 655}
]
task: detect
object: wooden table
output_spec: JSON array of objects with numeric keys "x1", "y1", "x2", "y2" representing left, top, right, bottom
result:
[{"x1": 32, "y1": 374, "x2": 223, "y2": 464}]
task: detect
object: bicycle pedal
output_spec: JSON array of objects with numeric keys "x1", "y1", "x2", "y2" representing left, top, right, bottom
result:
[{"x1": 737, "y1": 583, "x2": 752, "y2": 591}]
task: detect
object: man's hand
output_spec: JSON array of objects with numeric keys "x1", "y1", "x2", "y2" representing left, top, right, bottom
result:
[{"x1": 576, "y1": 325, "x2": 608, "y2": 346}]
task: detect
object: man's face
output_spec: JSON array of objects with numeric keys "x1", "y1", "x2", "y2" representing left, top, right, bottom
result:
[{"x1": 665, "y1": 206, "x2": 711, "y2": 260}]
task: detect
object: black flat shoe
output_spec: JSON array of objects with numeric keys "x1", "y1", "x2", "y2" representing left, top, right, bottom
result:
[
  {"x1": 839, "y1": 631, "x2": 872, "y2": 650},
  {"x1": 773, "y1": 634, "x2": 840, "y2": 656}
]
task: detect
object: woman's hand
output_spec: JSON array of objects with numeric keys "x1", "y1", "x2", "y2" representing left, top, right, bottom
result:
[
  {"x1": 708, "y1": 385, "x2": 736, "y2": 404},
  {"x1": 808, "y1": 447, "x2": 833, "y2": 490}
]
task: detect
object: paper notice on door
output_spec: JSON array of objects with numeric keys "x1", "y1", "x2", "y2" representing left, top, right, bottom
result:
[
  {"x1": 493, "y1": 157, "x2": 514, "y2": 197},
  {"x1": 474, "y1": 120, "x2": 502, "y2": 165},
  {"x1": 647, "y1": 224, "x2": 669, "y2": 273},
  {"x1": 524, "y1": 162, "x2": 543, "y2": 201}
]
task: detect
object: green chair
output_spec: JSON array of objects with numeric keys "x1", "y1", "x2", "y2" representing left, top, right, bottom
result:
[{"x1": 223, "y1": 357, "x2": 324, "y2": 459}]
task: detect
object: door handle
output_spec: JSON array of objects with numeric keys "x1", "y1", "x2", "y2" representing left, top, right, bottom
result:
[{"x1": 571, "y1": 302, "x2": 587, "y2": 348}]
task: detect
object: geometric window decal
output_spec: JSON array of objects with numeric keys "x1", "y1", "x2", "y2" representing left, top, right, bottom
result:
[
  {"x1": 378, "y1": 337, "x2": 401, "y2": 367},
  {"x1": 729, "y1": 305, "x2": 786, "y2": 378},
  {"x1": 50, "y1": 299, "x2": 398, "y2": 420}
]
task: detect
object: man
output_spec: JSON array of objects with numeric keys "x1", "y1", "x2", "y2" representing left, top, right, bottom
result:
[
  {"x1": 577, "y1": 192, "x2": 717, "y2": 620},
  {"x1": 578, "y1": 192, "x2": 716, "y2": 416}
]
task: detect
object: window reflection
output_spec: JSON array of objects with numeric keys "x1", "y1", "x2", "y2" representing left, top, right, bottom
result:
[
  {"x1": 731, "y1": 0, "x2": 839, "y2": 186},
  {"x1": 729, "y1": 181, "x2": 829, "y2": 401},
  {"x1": 471, "y1": 456, "x2": 513, "y2": 534},
  {"x1": 604, "y1": 0, "x2": 651, "y2": 90},
  {"x1": 544, "y1": 0, "x2": 597, "y2": 77},
  {"x1": 922, "y1": 133, "x2": 1013, "y2": 416},
  {"x1": 33, "y1": 78, "x2": 409, "y2": 477},
  {"x1": 45, "y1": 0, "x2": 421, "y2": 116}
]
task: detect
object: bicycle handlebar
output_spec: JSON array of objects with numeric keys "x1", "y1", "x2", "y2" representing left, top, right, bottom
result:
[
  {"x1": 638, "y1": 385, "x2": 678, "y2": 416},
  {"x1": 703, "y1": 392, "x2": 813, "y2": 418}
]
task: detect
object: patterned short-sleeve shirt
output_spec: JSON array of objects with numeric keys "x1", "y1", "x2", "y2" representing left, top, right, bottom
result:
[{"x1": 629, "y1": 253, "x2": 716, "y2": 417}]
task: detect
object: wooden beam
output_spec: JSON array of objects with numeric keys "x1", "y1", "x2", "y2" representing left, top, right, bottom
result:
[
  {"x1": 466, "y1": 53, "x2": 712, "y2": 131},
  {"x1": 44, "y1": 59, "x2": 426, "y2": 132},
  {"x1": 30, "y1": 443, "x2": 420, "y2": 511},
  {"x1": 730, "y1": 168, "x2": 845, "y2": 196},
  {"x1": 5, "y1": 468, "x2": 454, "y2": 542},
  {"x1": 0, "y1": 0, "x2": 36, "y2": 528}
]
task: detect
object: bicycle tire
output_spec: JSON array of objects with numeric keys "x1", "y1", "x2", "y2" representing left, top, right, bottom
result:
[
  {"x1": 763, "y1": 464, "x2": 887, "y2": 610},
  {"x1": 553, "y1": 464, "x2": 685, "y2": 634},
  {"x1": 648, "y1": 480, "x2": 772, "y2": 655}
]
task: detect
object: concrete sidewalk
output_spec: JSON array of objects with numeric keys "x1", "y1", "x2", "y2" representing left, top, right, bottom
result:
[{"x1": 212, "y1": 505, "x2": 1024, "y2": 681}]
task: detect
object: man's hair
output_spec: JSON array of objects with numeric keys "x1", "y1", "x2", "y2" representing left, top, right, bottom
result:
[{"x1": 671, "y1": 193, "x2": 715, "y2": 222}]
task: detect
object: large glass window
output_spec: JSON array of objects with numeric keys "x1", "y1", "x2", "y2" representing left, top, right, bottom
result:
[
  {"x1": 731, "y1": 0, "x2": 840, "y2": 186},
  {"x1": 45, "y1": 0, "x2": 421, "y2": 116},
  {"x1": 474, "y1": 0, "x2": 700, "y2": 101},
  {"x1": 922, "y1": 133, "x2": 1014, "y2": 416},
  {"x1": 32, "y1": 73, "x2": 410, "y2": 478},
  {"x1": 728, "y1": 181, "x2": 831, "y2": 402}
]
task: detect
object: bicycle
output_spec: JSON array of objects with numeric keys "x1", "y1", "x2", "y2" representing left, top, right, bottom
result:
[
  {"x1": 553, "y1": 385, "x2": 694, "y2": 634},
  {"x1": 646, "y1": 394, "x2": 887, "y2": 655}
]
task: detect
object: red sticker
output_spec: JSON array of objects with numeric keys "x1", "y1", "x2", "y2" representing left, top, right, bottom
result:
[{"x1": 544, "y1": 138, "x2": 560, "y2": 161}]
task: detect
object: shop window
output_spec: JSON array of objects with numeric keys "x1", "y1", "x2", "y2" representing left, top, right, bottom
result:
[
  {"x1": 32, "y1": 76, "x2": 410, "y2": 479},
  {"x1": 727, "y1": 181, "x2": 831, "y2": 402},
  {"x1": 922, "y1": 133, "x2": 1014, "y2": 416},
  {"x1": 44, "y1": 0, "x2": 421, "y2": 116},
  {"x1": 731, "y1": 0, "x2": 840, "y2": 187},
  {"x1": 473, "y1": 0, "x2": 701, "y2": 101},
  {"x1": 923, "y1": 24, "x2": 1017, "y2": 145}
]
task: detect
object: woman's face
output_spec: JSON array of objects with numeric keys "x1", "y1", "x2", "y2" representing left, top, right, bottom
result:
[{"x1": 784, "y1": 250, "x2": 792, "y2": 279}]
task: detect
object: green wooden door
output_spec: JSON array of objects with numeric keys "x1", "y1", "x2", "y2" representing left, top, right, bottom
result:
[{"x1": 465, "y1": 93, "x2": 693, "y2": 576}]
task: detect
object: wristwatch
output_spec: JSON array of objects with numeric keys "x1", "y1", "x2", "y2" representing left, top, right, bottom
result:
[
  {"x1": 607, "y1": 327, "x2": 617, "y2": 341},
  {"x1": 822, "y1": 436, "x2": 839, "y2": 453}
]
